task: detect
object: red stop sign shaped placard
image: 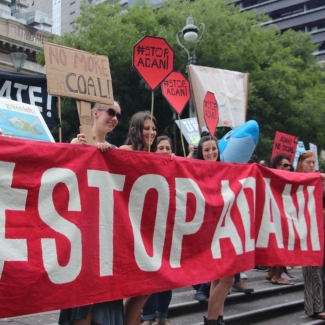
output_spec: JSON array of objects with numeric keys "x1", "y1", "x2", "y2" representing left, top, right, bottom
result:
[
  {"x1": 203, "y1": 91, "x2": 219, "y2": 136},
  {"x1": 161, "y1": 72, "x2": 190, "y2": 115},
  {"x1": 133, "y1": 36, "x2": 174, "y2": 91}
]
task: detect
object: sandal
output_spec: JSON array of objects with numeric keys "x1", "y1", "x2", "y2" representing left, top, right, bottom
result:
[
  {"x1": 141, "y1": 321, "x2": 153, "y2": 325},
  {"x1": 313, "y1": 312, "x2": 325, "y2": 319},
  {"x1": 271, "y1": 277, "x2": 294, "y2": 285},
  {"x1": 155, "y1": 318, "x2": 172, "y2": 325}
]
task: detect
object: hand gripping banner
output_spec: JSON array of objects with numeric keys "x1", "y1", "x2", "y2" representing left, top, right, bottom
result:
[{"x1": 0, "y1": 137, "x2": 323, "y2": 317}]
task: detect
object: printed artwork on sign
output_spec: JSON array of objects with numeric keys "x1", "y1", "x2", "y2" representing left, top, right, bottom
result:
[
  {"x1": 133, "y1": 36, "x2": 174, "y2": 91},
  {"x1": 203, "y1": 91, "x2": 219, "y2": 136},
  {"x1": 271, "y1": 131, "x2": 298, "y2": 164},
  {"x1": 161, "y1": 71, "x2": 190, "y2": 114},
  {"x1": 0, "y1": 97, "x2": 54, "y2": 142}
]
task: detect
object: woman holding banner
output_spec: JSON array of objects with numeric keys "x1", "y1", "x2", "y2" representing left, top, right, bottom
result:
[
  {"x1": 120, "y1": 110, "x2": 158, "y2": 325},
  {"x1": 265, "y1": 154, "x2": 295, "y2": 285},
  {"x1": 120, "y1": 110, "x2": 157, "y2": 152},
  {"x1": 296, "y1": 151, "x2": 325, "y2": 320},
  {"x1": 196, "y1": 131, "x2": 233, "y2": 325},
  {"x1": 59, "y1": 101, "x2": 124, "y2": 325},
  {"x1": 140, "y1": 135, "x2": 174, "y2": 325}
]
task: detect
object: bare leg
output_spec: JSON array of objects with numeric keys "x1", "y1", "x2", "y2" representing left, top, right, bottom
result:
[
  {"x1": 206, "y1": 276, "x2": 234, "y2": 320},
  {"x1": 73, "y1": 305, "x2": 93, "y2": 325},
  {"x1": 266, "y1": 266, "x2": 275, "y2": 279},
  {"x1": 273, "y1": 266, "x2": 283, "y2": 278},
  {"x1": 124, "y1": 294, "x2": 150, "y2": 325}
]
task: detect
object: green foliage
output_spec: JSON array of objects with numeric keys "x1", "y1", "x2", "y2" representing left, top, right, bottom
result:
[{"x1": 42, "y1": 0, "x2": 325, "y2": 158}]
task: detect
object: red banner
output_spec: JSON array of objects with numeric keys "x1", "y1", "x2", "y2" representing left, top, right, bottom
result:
[{"x1": 0, "y1": 137, "x2": 323, "y2": 318}]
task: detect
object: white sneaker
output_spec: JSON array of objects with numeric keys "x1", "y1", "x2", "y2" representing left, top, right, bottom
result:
[{"x1": 240, "y1": 273, "x2": 247, "y2": 279}]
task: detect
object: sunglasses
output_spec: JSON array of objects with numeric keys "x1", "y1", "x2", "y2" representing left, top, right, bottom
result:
[
  {"x1": 280, "y1": 163, "x2": 290, "y2": 168},
  {"x1": 98, "y1": 108, "x2": 122, "y2": 122}
]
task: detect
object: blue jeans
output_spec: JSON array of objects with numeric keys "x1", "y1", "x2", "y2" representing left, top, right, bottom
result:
[
  {"x1": 142, "y1": 290, "x2": 172, "y2": 320},
  {"x1": 234, "y1": 273, "x2": 240, "y2": 283}
]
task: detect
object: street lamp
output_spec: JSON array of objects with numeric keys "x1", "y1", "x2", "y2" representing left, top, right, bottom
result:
[
  {"x1": 176, "y1": 15, "x2": 205, "y2": 117},
  {"x1": 9, "y1": 52, "x2": 28, "y2": 72},
  {"x1": 176, "y1": 16, "x2": 205, "y2": 66}
]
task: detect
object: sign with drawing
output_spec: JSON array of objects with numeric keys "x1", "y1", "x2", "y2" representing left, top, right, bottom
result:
[{"x1": 0, "y1": 97, "x2": 54, "y2": 142}]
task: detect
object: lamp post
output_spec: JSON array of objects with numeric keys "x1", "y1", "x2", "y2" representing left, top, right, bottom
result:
[
  {"x1": 9, "y1": 52, "x2": 28, "y2": 72},
  {"x1": 176, "y1": 16, "x2": 205, "y2": 117}
]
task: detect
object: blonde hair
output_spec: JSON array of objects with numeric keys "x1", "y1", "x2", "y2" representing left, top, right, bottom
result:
[{"x1": 295, "y1": 152, "x2": 315, "y2": 173}]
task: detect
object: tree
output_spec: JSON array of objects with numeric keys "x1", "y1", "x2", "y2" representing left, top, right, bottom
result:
[{"x1": 40, "y1": 0, "x2": 325, "y2": 160}]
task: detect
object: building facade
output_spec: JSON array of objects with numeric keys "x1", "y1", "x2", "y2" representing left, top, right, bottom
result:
[
  {"x1": 230, "y1": 0, "x2": 325, "y2": 61},
  {"x1": 0, "y1": 0, "x2": 52, "y2": 74},
  {"x1": 28, "y1": 0, "x2": 108, "y2": 36}
]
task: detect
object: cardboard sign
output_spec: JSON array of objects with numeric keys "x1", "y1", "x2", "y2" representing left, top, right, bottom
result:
[
  {"x1": 0, "y1": 137, "x2": 323, "y2": 318},
  {"x1": 133, "y1": 36, "x2": 174, "y2": 91},
  {"x1": 44, "y1": 42, "x2": 114, "y2": 104},
  {"x1": 76, "y1": 100, "x2": 94, "y2": 145},
  {"x1": 203, "y1": 91, "x2": 219, "y2": 136},
  {"x1": 175, "y1": 117, "x2": 200, "y2": 145},
  {"x1": 271, "y1": 131, "x2": 298, "y2": 164},
  {"x1": 161, "y1": 71, "x2": 190, "y2": 114},
  {"x1": 0, "y1": 97, "x2": 54, "y2": 142},
  {"x1": 188, "y1": 65, "x2": 249, "y2": 132}
]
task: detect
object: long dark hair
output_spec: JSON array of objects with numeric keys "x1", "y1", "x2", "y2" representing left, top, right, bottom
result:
[
  {"x1": 196, "y1": 131, "x2": 220, "y2": 161},
  {"x1": 124, "y1": 111, "x2": 157, "y2": 152}
]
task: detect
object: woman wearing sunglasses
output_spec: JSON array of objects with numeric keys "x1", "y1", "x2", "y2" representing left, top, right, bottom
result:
[
  {"x1": 264, "y1": 154, "x2": 295, "y2": 285},
  {"x1": 59, "y1": 101, "x2": 124, "y2": 325},
  {"x1": 71, "y1": 101, "x2": 122, "y2": 149},
  {"x1": 296, "y1": 151, "x2": 325, "y2": 320}
]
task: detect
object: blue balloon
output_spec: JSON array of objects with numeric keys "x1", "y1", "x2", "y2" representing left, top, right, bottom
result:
[{"x1": 218, "y1": 120, "x2": 259, "y2": 163}]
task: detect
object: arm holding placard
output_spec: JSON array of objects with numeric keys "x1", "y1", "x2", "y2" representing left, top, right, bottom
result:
[{"x1": 187, "y1": 143, "x2": 195, "y2": 158}]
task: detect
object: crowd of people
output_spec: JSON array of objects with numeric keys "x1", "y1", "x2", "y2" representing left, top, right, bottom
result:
[
  {"x1": 59, "y1": 101, "x2": 325, "y2": 325},
  {"x1": 2, "y1": 100, "x2": 324, "y2": 325}
]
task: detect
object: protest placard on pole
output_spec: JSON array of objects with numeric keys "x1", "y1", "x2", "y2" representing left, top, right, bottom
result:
[
  {"x1": 161, "y1": 71, "x2": 190, "y2": 115},
  {"x1": 44, "y1": 42, "x2": 114, "y2": 143},
  {"x1": 271, "y1": 131, "x2": 298, "y2": 164},
  {"x1": 203, "y1": 91, "x2": 219, "y2": 136},
  {"x1": 133, "y1": 36, "x2": 174, "y2": 151},
  {"x1": 175, "y1": 117, "x2": 200, "y2": 145},
  {"x1": 133, "y1": 36, "x2": 174, "y2": 91}
]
